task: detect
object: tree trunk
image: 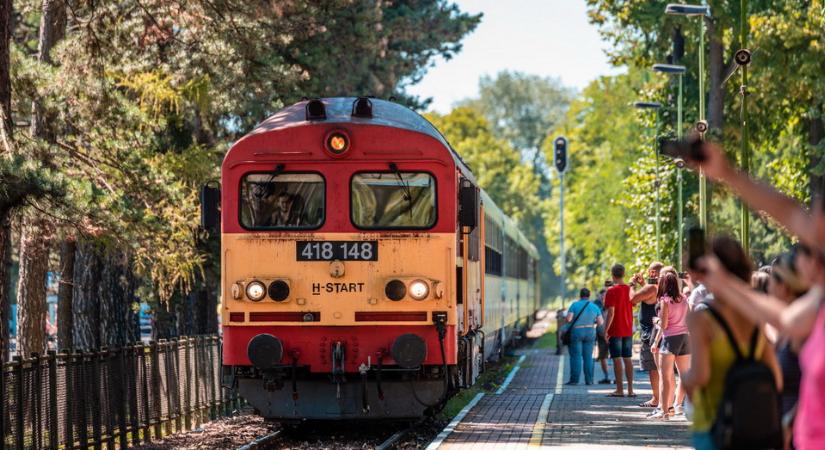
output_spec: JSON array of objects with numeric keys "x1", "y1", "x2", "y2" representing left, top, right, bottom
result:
[
  {"x1": 56, "y1": 238, "x2": 75, "y2": 350},
  {"x1": 0, "y1": 0, "x2": 12, "y2": 154},
  {"x1": 16, "y1": 221, "x2": 50, "y2": 356},
  {"x1": 810, "y1": 104, "x2": 824, "y2": 204},
  {"x1": 72, "y1": 241, "x2": 101, "y2": 350},
  {"x1": 16, "y1": 0, "x2": 67, "y2": 357},
  {"x1": 0, "y1": 215, "x2": 10, "y2": 361},
  {"x1": 153, "y1": 301, "x2": 177, "y2": 340},
  {"x1": 30, "y1": 0, "x2": 66, "y2": 139},
  {"x1": 99, "y1": 250, "x2": 138, "y2": 347}
]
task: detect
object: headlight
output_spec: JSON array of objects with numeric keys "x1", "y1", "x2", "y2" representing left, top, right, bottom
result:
[
  {"x1": 245, "y1": 281, "x2": 266, "y2": 302},
  {"x1": 268, "y1": 280, "x2": 290, "y2": 302},
  {"x1": 409, "y1": 280, "x2": 430, "y2": 300},
  {"x1": 385, "y1": 279, "x2": 406, "y2": 301}
]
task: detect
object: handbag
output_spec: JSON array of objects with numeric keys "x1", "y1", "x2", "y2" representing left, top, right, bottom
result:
[{"x1": 560, "y1": 302, "x2": 589, "y2": 346}]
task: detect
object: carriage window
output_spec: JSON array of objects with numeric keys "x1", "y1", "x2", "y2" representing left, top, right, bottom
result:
[
  {"x1": 351, "y1": 172, "x2": 436, "y2": 229},
  {"x1": 240, "y1": 173, "x2": 324, "y2": 229}
]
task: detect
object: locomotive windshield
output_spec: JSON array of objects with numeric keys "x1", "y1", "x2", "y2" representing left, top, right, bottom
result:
[
  {"x1": 351, "y1": 172, "x2": 436, "y2": 229},
  {"x1": 240, "y1": 173, "x2": 325, "y2": 229}
]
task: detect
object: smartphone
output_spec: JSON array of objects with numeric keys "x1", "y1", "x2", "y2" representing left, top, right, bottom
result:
[
  {"x1": 678, "y1": 272, "x2": 688, "y2": 279},
  {"x1": 647, "y1": 277, "x2": 658, "y2": 285},
  {"x1": 660, "y1": 134, "x2": 706, "y2": 162},
  {"x1": 604, "y1": 280, "x2": 613, "y2": 287},
  {"x1": 687, "y1": 227, "x2": 707, "y2": 272}
]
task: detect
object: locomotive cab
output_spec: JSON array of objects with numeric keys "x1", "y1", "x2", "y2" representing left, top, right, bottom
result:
[{"x1": 217, "y1": 98, "x2": 537, "y2": 420}]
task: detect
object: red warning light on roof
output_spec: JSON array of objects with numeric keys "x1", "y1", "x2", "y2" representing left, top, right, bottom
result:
[{"x1": 324, "y1": 130, "x2": 350, "y2": 156}]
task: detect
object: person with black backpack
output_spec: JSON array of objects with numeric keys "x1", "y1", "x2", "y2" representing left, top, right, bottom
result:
[{"x1": 682, "y1": 236, "x2": 783, "y2": 450}]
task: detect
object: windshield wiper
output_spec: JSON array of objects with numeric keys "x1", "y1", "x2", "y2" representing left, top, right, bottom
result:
[
  {"x1": 388, "y1": 162, "x2": 413, "y2": 216},
  {"x1": 255, "y1": 163, "x2": 286, "y2": 198}
]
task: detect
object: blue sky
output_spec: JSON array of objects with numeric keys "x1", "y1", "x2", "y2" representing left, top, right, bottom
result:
[{"x1": 407, "y1": 0, "x2": 623, "y2": 113}]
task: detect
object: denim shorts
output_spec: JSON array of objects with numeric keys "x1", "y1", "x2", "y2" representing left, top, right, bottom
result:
[
  {"x1": 661, "y1": 333, "x2": 690, "y2": 356},
  {"x1": 608, "y1": 336, "x2": 633, "y2": 359}
]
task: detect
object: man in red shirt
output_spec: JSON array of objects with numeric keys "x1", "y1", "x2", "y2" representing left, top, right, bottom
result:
[{"x1": 604, "y1": 263, "x2": 635, "y2": 397}]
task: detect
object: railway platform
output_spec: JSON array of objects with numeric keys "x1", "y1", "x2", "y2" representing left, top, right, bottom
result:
[{"x1": 427, "y1": 340, "x2": 691, "y2": 449}]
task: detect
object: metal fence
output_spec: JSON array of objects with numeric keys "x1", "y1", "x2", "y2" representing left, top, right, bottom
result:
[{"x1": 0, "y1": 336, "x2": 242, "y2": 450}]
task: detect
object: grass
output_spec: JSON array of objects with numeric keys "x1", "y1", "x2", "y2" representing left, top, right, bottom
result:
[
  {"x1": 533, "y1": 329, "x2": 557, "y2": 350},
  {"x1": 438, "y1": 355, "x2": 517, "y2": 420}
]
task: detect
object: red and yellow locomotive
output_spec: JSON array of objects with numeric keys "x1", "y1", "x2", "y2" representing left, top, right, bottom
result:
[{"x1": 204, "y1": 97, "x2": 540, "y2": 419}]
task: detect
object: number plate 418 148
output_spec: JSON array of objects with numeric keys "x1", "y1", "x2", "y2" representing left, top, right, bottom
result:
[{"x1": 296, "y1": 241, "x2": 378, "y2": 261}]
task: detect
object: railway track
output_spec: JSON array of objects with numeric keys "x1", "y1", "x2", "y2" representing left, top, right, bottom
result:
[{"x1": 232, "y1": 417, "x2": 435, "y2": 450}]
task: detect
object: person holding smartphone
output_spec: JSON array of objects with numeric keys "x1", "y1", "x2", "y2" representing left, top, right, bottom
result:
[
  {"x1": 650, "y1": 271, "x2": 691, "y2": 420},
  {"x1": 630, "y1": 262, "x2": 664, "y2": 408}
]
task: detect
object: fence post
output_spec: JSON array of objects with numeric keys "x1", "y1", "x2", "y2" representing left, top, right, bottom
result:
[
  {"x1": 0, "y1": 351, "x2": 4, "y2": 450},
  {"x1": 127, "y1": 345, "x2": 139, "y2": 447},
  {"x1": 149, "y1": 341, "x2": 162, "y2": 439},
  {"x1": 102, "y1": 348, "x2": 115, "y2": 450},
  {"x1": 183, "y1": 338, "x2": 191, "y2": 431},
  {"x1": 63, "y1": 351, "x2": 73, "y2": 450},
  {"x1": 207, "y1": 336, "x2": 217, "y2": 420},
  {"x1": 116, "y1": 347, "x2": 128, "y2": 450},
  {"x1": 30, "y1": 353, "x2": 42, "y2": 450},
  {"x1": 47, "y1": 351, "x2": 58, "y2": 450},
  {"x1": 217, "y1": 335, "x2": 225, "y2": 417},
  {"x1": 161, "y1": 341, "x2": 174, "y2": 437},
  {"x1": 76, "y1": 351, "x2": 89, "y2": 449},
  {"x1": 91, "y1": 349, "x2": 102, "y2": 450},
  {"x1": 138, "y1": 343, "x2": 151, "y2": 444},
  {"x1": 193, "y1": 337, "x2": 202, "y2": 428},
  {"x1": 13, "y1": 356, "x2": 23, "y2": 450},
  {"x1": 171, "y1": 339, "x2": 182, "y2": 433}
]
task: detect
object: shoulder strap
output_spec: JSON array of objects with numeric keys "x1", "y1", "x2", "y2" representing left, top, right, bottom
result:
[
  {"x1": 705, "y1": 305, "x2": 744, "y2": 361},
  {"x1": 569, "y1": 301, "x2": 588, "y2": 328},
  {"x1": 747, "y1": 327, "x2": 761, "y2": 361}
]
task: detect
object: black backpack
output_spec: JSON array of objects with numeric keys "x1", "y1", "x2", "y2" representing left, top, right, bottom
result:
[{"x1": 706, "y1": 306, "x2": 783, "y2": 449}]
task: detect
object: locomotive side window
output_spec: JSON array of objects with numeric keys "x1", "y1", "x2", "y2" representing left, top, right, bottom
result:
[
  {"x1": 239, "y1": 173, "x2": 325, "y2": 229},
  {"x1": 351, "y1": 172, "x2": 436, "y2": 229}
]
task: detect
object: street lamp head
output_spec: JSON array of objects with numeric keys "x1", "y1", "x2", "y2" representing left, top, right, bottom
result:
[
  {"x1": 652, "y1": 63, "x2": 687, "y2": 74},
  {"x1": 665, "y1": 3, "x2": 711, "y2": 17},
  {"x1": 634, "y1": 101, "x2": 663, "y2": 109}
]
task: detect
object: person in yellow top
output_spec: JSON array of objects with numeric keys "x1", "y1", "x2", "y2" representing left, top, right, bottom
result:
[{"x1": 682, "y1": 236, "x2": 782, "y2": 450}]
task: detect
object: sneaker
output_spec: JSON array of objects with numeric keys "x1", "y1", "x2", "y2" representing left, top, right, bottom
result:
[
  {"x1": 598, "y1": 378, "x2": 612, "y2": 384},
  {"x1": 564, "y1": 381, "x2": 579, "y2": 385},
  {"x1": 674, "y1": 405, "x2": 684, "y2": 416}
]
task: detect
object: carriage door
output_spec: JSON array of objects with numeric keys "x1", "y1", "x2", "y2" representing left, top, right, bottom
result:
[{"x1": 458, "y1": 180, "x2": 483, "y2": 334}]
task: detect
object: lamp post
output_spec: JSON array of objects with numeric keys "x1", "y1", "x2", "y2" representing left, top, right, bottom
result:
[
  {"x1": 666, "y1": 3, "x2": 711, "y2": 230},
  {"x1": 738, "y1": 0, "x2": 751, "y2": 252},
  {"x1": 653, "y1": 63, "x2": 687, "y2": 269},
  {"x1": 635, "y1": 101, "x2": 663, "y2": 261}
]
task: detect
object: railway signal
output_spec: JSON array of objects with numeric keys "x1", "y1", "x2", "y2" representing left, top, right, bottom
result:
[
  {"x1": 553, "y1": 137, "x2": 568, "y2": 173},
  {"x1": 554, "y1": 136, "x2": 568, "y2": 307}
]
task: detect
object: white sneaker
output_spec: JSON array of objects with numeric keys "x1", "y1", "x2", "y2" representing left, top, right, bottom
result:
[{"x1": 674, "y1": 404, "x2": 684, "y2": 415}]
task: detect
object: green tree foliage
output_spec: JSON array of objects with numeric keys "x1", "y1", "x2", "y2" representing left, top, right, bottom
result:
[
  {"x1": 544, "y1": 70, "x2": 682, "y2": 291},
  {"x1": 427, "y1": 107, "x2": 544, "y2": 224},
  {"x1": 456, "y1": 71, "x2": 574, "y2": 300},
  {"x1": 6, "y1": 0, "x2": 478, "y2": 330},
  {"x1": 460, "y1": 71, "x2": 575, "y2": 168},
  {"x1": 585, "y1": 0, "x2": 823, "y2": 269}
]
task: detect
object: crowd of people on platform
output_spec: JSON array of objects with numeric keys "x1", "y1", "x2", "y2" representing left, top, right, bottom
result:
[{"x1": 559, "y1": 139, "x2": 825, "y2": 450}]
